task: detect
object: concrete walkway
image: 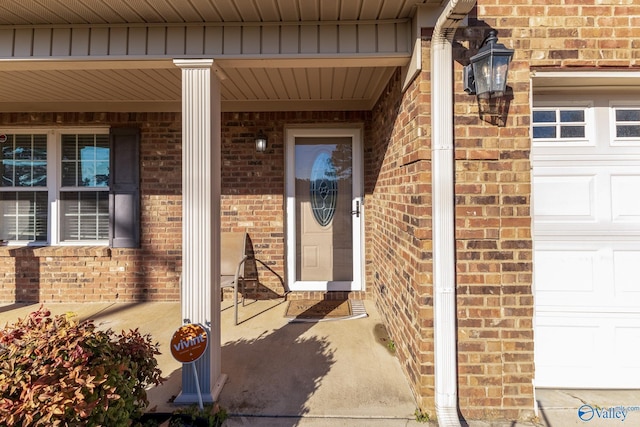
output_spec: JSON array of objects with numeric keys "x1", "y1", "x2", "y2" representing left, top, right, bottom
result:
[
  {"x1": 0, "y1": 301, "x2": 638, "y2": 426},
  {"x1": 217, "y1": 299, "x2": 419, "y2": 426},
  {"x1": 0, "y1": 300, "x2": 420, "y2": 426}
]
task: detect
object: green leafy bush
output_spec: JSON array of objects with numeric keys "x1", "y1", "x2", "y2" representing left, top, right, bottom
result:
[
  {"x1": 0, "y1": 307, "x2": 164, "y2": 426},
  {"x1": 169, "y1": 404, "x2": 228, "y2": 427}
]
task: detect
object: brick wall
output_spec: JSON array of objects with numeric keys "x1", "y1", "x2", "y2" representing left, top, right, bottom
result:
[
  {"x1": 0, "y1": 111, "x2": 371, "y2": 303},
  {"x1": 367, "y1": 68, "x2": 435, "y2": 409},
  {"x1": 451, "y1": 16, "x2": 535, "y2": 418},
  {"x1": 475, "y1": 0, "x2": 640, "y2": 69},
  {"x1": 368, "y1": 41, "x2": 535, "y2": 420},
  {"x1": 220, "y1": 112, "x2": 287, "y2": 299},
  {"x1": 455, "y1": 0, "x2": 639, "y2": 419}
]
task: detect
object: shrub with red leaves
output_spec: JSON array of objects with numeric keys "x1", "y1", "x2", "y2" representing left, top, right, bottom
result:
[{"x1": 0, "y1": 307, "x2": 164, "y2": 426}]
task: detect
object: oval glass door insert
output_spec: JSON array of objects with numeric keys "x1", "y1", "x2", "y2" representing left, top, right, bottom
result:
[{"x1": 310, "y1": 152, "x2": 338, "y2": 226}]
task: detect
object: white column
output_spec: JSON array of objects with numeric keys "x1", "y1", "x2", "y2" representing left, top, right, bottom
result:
[{"x1": 173, "y1": 59, "x2": 226, "y2": 404}]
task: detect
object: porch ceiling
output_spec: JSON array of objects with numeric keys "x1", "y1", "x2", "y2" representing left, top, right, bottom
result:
[
  {"x1": 0, "y1": 0, "x2": 444, "y2": 113},
  {"x1": 0, "y1": 0, "x2": 444, "y2": 25}
]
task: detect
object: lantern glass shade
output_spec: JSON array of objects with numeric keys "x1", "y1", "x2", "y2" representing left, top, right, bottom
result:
[
  {"x1": 466, "y1": 30, "x2": 514, "y2": 99},
  {"x1": 255, "y1": 132, "x2": 267, "y2": 152}
]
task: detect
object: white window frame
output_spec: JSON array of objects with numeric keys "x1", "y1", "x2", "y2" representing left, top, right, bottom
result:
[
  {"x1": 1, "y1": 127, "x2": 110, "y2": 246},
  {"x1": 531, "y1": 102, "x2": 594, "y2": 148},
  {"x1": 609, "y1": 102, "x2": 640, "y2": 147}
]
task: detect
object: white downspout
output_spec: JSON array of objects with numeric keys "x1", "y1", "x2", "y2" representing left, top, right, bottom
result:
[{"x1": 431, "y1": 1, "x2": 476, "y2": 426}]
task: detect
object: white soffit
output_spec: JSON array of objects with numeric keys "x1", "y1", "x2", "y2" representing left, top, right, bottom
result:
[
  {"x1": 0, "y1": 0, "x2": 445, "y2": 112},
  {"x1": 0, "y1": 0, "x2": 442, "y2": 25},
  {"x1": 0, "y1": 60, "x2": 399, "y2": 112}
]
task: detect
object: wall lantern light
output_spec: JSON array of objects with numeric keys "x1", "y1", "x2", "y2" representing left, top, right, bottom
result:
[
  {"x1": 255, "y1": 130, "x2": 267, "y2": 153},
  {"x1": 463, "y1": 30, "x2": 514, "y2": 99}
]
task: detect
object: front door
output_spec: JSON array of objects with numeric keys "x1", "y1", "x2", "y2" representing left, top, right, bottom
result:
[{"x1": 286, "y1": 128, "x2": 363, "y2": 291}]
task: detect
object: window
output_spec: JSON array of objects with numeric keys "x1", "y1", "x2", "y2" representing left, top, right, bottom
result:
[
  {"x1": 613, "y1": 108, "x2": 640, "y2": 140},
  {"x1": 0, "y1": 134, "x2": 48, "y2": 242},
  {"x1": 0, "y1": 128, "x2": 140, "y2": 247},
  {"x1": 60, "y1": 134, "x2": 110, "y2": 242},
  {"x1": 532, "y1": 108, "x2": 587, "y2": 140}
]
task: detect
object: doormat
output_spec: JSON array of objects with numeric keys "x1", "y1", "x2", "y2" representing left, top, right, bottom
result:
[{"x1": 286, "y1": 299, "x2": 368, "y2": 322}]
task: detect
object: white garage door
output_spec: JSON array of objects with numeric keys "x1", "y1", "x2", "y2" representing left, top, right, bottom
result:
[{"x1": 533, "y1": 95, "x2": 640, "y2": 388}]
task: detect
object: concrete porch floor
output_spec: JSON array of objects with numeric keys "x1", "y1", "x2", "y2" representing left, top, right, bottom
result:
[{"x1": 0, "y1": 300, "x2": 638, "y2": 426}]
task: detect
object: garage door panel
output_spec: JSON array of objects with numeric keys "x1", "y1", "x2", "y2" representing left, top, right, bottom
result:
[
  {"x1": 535, "y1": 318, "x2": 605, "y2": 388},
  {"x1": 614, "y1": 250, "x2": 640, "y2": 296},
  {"x1": 536, "y1": 242, "x2": 640, "y2": 309},
  {"x1": 535, "y1": 244, "x2": 609, "y2": 309},
  {"x1": 614, "y1": 326, "x2": 640, "y2": 368},
  {"x1": 611, "y1": 175, "x2": 640, "y2": 223},
  {"x1": 534, "y1": 165, "x2": 640, "y2": 232},
  {"x1": 535, "y1": 323, "x2": 598, "y2": 369},
  {"x1": 535, "y1": 249, "x2": 595, "y2": 294},
  {"x1": 533, "y1": 174, "x2": 595, "y2": 220},
  {"x1": 535, "y1": 313, "x2": 640, "y2": 388}
]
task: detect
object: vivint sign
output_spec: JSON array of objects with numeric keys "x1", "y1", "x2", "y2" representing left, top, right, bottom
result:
[{"x1": 170, "y1": 323, "x2": 208, "y2": 364}]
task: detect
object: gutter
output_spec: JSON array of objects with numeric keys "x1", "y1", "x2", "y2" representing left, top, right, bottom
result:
[{"x1": 430, "y1": 1, "x2": 476, "y2": 426}]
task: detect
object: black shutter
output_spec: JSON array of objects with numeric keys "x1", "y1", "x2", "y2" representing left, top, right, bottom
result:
[{"x1": 109, "y1": 127, "x2": 140, "y2": 248}]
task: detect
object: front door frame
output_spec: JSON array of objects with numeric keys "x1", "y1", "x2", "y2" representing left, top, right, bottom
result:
[{"x1": 285, "y1": 126, "x2": 364, "y2": 292}]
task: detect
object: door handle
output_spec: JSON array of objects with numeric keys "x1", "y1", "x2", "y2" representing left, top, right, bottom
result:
[{"x1": 351, "y1": 200, "x2": 360, "y2": 218}]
